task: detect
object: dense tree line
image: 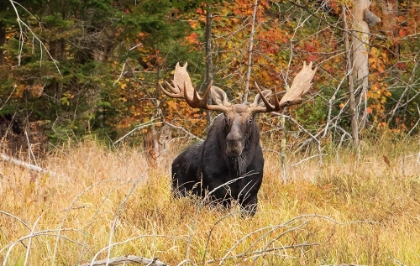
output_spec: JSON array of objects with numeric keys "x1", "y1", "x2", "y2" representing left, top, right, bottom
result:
[{"x1": 0, "y1": 0, "x2": 419, "y2": 154}]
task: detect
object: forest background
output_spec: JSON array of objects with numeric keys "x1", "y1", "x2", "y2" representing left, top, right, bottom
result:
[
  {"x1": 0, "y1": 0, "x2": 419, "y2": 154},
  {"x1": 1, "y1": 1, "x2": 420, "y2": 265}
]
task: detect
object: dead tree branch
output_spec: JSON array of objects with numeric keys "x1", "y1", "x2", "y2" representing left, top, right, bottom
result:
[
  {"x1": 243, "y1": 0, "x2": 259, "y2": 102},
  {"x1": 79, "y1": 255, "x2": 167, "y2": 266},
  {"x1": 0, "y1": 153, "x2": 53, "y2": 174}
]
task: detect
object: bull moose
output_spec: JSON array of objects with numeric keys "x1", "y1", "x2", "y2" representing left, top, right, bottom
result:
[{"x1": 159, "y1": 62, "x2": 317, "y2": 216}]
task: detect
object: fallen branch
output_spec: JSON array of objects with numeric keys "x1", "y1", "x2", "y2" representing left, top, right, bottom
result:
[
  {"x1": 79, "y1": 255, "x2": 167, "y2": 266},
  {"x1": 0, "y1": 153, "x2": 52, "y2": 174}
]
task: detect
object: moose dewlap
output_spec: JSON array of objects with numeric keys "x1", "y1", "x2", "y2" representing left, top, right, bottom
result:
[{"x1": 160, "y1": 62, "x2": 317, "y2": 216}]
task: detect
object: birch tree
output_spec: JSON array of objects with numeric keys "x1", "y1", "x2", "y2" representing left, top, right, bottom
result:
[{"x1": 350, "y1": 0, "x2": 380, "y2": 144}]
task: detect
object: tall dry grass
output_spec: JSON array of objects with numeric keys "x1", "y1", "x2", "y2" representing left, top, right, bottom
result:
[{"x1": 0, "y1": 137, "x2": 419, "y2": 265}]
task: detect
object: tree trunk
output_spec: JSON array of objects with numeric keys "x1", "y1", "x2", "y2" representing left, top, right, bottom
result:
[
  {"x1": 204, "y1": 1, "x2": 213, "y2": 126},
  {"x1": 350, "y1": 0, "x2": 380, "y2": 135},
  {"x1": 243, "y1": 0, "x2": 259, "y2": 102},
  {"x1": 0, "y1": 22, "x2": 5, "y2": 65},
  {"x1": 351, "y1": 0, "x2": 371, "y2": 130},
  {"x1": 343, "y1": 5, "x2": 359, "y2": 145}
]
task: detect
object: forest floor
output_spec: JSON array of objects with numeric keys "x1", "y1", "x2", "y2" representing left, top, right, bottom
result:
[{"x1": 1, "y1": 136, "x2": 419, "y2": 265}]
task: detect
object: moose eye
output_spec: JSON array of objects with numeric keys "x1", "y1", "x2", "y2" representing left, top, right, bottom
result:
[{"x1": 247, "y1": 118, "x2": 253, "y2": 124}]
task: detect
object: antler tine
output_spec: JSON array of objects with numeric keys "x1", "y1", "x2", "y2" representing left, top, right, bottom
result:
[
  {"x1": 184, "y1": 80, "x2": 228, "y2": 112},
  {"x1": 159, "y1": 80, "x2": 184, "y2": 98},
  {"x1": 253, "y1": 82, "x2": 276, "y2": 112},
  {"x1": 279, "y1": 61, "x2": 317, "y2": 107},
  {"x1": 159, "y1": 62, "x2": 231, "y2": 112},
  {"x1": 184, "y1": 80, "x2": 206, "y2": 108},
  {"x1": 251, "y1": 61, "x2": 317, "y2": 113},
  {"x1": 201, "y1": 80, "x2": 214, "y2": 108}
]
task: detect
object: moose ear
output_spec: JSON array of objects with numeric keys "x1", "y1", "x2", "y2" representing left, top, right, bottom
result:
[
  {"x1": 210, "y1": 86, "x2": 231, "y2": 107},
  {"x1": 251, "y1": 89, "x2": 272, "y2": 107}
]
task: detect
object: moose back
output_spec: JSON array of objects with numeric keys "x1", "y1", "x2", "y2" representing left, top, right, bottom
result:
[{"x1": 160, "y1": 62, "x2": 317, "y2": 216}]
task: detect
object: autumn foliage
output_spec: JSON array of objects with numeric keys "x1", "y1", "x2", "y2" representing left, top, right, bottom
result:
[{"x1": 0, "y1": 0, "x2": 419, "y2": 152}]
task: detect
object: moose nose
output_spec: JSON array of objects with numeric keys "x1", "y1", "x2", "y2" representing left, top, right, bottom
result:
[
  {"x1": 225, "y1": 121, "x2": 244, "y2": 156},
  {"x1": 226, "y1": 135, "x2": 243, "y2": 157},
  {"x1": 226, "y1": 143, "x2": 243, "y2": 157}
]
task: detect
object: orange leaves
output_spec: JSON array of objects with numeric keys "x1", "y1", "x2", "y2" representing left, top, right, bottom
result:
[
  {"x1": 13, "y1": 84, "x2": 26, "y2": 98},
  {"x1": 13, "y1": 83, "x2": 45, "y2": 98},
  {"x1": 369, "y1": 47, "x2": 389, "y2": 74},
  {"x1": 256, "y1": 27, "x2": 288, "y2": 55},
  {"x1": 367, "y1": 82, "x2": 390, "y2": 102},
  {"x1": 398, "y1": 29, "x2": 408, "y2": 37},
  {"x1": 233, "y1": 0, "x2": 253, "y2": 16},
  {"x1": 185, "y1": 32, "x2": 200, "y2": 45},
  {"x1": 187, "y1": 19, "x2": 200, "y2": 30},
  {"x1": 365, "y1": 81, "x2": 392, "y2": 128}
]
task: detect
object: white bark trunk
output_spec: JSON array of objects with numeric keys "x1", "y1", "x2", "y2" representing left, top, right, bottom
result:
[{"x1": 351, "y1": 0, "x2": 371, "y2": 129}]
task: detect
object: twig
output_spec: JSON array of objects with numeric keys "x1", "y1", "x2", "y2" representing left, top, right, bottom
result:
[
  {"x1": 0, "y1": 211, "x2": 32, "y2": 232},
  {"x1": 176, "y1": 259, "x2": 193, "y2": 266},
  {"x1": 251, "y1": 223, "x2": 313, "y2": 264},
  {"x1": 216, "y1": 213, "x2": 377, "y2": 265},
  {"x1": 207, "y1": 243, "x2": 318, "y2": 264},
  {"x1": 281, "y1": 114, "x2": 324, "y2": 165},
  {"x1": 406, "y1": 103, "x2": 420, "y2": 136},
  {"x1": 24, "y1": 214, "x2": 43, "y2": 266},
  {"x1": 202, "y1": 211, "x2": 238, "y2": 265},
  {"x1": 113, "y1": 121, "x2": 163, "y2": 145},
  {"x1": 1, "y1": 228, "x2": 83, "y2": 265},
  {"x1": 105, "y1": 176, "x2": 144, "y2": 266},
  {"x1": 164, "y1": 121, "x2": 203, "y2": 142},
  {"x1": 185, "y1": 172, "x2": 255, "y2": 262},
  {"x1": 9, "y1": 0, "x2": 62, "y2": 76},
  {"x1": 52, "y1": 178, "x2": 126, "y2": 266},
  {"x1": 390, "y1": 256, "x2": 407, "y2": 266},
  {"x1": 113, "y1": 60, "x2": 128, "y2": 86},
  {"x1": 87, "y1": 235, "x2": 185, "y2": 266},
  {"x1": 388, "y1": 60, "x2": 419, "y2": 124},
  {"x1": 25, "y1": 130, "x2": 37, "y2": 165},
  {"x1": 0, "y1": 85, "x2": 16, "y2": 111},
  {"x1": 79, "y1": 255, "x2": 167, "y2": 266},
  {"x1": 75, "y1": 183, "x2": 124, "y2": 264},
  {"x1": 291, "y1": 154, "x2": 325, "y2": 167}
]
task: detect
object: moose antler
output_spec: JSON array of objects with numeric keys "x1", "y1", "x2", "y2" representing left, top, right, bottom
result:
[
  {"x1": 253, "y1": 61, "x2": 317, "y2": 113},
  {"x1": 159, "y1": 62, "x2": 230, "y2": 112},
  {"x1": 160, "y1": 61, "x2": 317, "y2": 114}
]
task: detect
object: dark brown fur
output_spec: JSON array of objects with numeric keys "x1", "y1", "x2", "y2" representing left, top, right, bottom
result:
[{"x1": 172, "y1": 106, "x2": 263, "y2": 216}]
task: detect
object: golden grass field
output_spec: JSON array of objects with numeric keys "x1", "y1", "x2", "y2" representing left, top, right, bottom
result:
[{"x1": 1, "y1": 137, "x2": 419, "y2": 265}]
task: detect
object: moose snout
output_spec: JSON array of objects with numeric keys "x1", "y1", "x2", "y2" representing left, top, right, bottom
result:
[
  {"x1": 226, "y1": 135, "x2": 244, "y2": 157},
  {"x1": 225, "y1": 122, "x2": 245, "y2": 157}
]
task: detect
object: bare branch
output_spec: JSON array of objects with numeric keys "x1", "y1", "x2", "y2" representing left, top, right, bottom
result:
[
  {"x1": 113, "y1": 121, "x2": 164, "y2": 146},
  {"x1": 243, "y1": 0, "x2": 259, "y2": 102},
  {"x1": 9, "y1": 0, "x2": 62, "y2": 77},
  {"x1": 105, "y1": 176, "x2": 144, "y2": 265},
  {"x1": 0, "y1": 153, "x2": 53, "y2": 174},
  {"x1": 79, "y1": 256, "x2": 167, "y2": 266}
]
